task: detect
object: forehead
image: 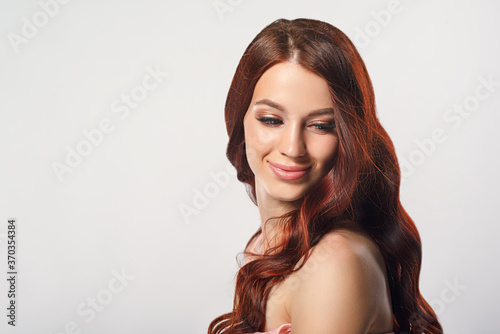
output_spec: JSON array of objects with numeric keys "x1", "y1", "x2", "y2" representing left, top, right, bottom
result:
[{"x1": 251, "y1": 61, "x2": 334, "y2": 110}]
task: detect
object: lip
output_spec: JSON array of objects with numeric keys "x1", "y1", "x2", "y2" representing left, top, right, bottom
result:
[{"x1": 268, "y1": 162, "x2": 310, "y2": 180}]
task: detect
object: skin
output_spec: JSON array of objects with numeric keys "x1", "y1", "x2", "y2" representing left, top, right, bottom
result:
[{"x1": 243, "y1": 61, "x2": 394, "y2": 333}]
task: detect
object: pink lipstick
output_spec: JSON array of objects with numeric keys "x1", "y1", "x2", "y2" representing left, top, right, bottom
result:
[{"x1": 268, "y1": 162, "x2": 310, "y2": 181}]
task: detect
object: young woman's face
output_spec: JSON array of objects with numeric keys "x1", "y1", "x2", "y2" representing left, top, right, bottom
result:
[{"x1": 243, "y1": 61, "x2": 339, "y2": 204}]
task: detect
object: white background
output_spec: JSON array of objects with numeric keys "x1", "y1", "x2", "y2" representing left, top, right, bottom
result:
[{"x1": 1, "y1": 0, "x2": 499, "y2": 333}]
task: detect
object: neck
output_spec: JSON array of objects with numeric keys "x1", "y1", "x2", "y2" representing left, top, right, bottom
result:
[{"x1": 255, "y1": 182, "x2": 302, "y2": 252}]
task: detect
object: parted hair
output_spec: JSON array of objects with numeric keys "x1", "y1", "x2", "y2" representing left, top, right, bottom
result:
[{"x1": 208, "y1": 18, "x2": 443, "y2": 334}]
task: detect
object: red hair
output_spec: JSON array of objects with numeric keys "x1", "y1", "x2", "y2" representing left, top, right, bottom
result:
[{"x1": 208, "y1": 18, "x2": 442, "y2": 334}]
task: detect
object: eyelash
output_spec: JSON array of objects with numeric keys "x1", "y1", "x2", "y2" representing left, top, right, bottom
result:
[{"x1": 256, "y1": 117, "x2": 336, "y2": 132}]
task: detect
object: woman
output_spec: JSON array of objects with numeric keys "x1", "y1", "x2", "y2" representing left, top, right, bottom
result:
[{"x1": 208, "y1": 18, "x2": 443, "y2": 334}]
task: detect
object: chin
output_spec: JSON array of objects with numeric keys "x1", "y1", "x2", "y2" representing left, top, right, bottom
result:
[{"x1": 268, "y1": 185, "x2": 310, "y2": 203}]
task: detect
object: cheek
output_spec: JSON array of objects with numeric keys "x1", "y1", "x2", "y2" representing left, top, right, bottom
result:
[
  {"x1": 244, "y1": 121, "x2": 275, "y2": 162},
  {"x1": 250, "y1": 125, "x2": 275, "y2": 146},
  {"x1": 311, "y1": 137, "x2": 339, "y2": 168}
]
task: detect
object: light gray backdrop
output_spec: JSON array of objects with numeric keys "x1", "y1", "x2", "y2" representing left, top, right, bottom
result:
[{"x1": 1, "y1": 0, "x2": 499, "y2": 333}]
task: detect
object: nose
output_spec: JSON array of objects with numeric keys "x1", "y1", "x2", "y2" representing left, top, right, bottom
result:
[{"x1": 279, "y1": 122, "x2": 306, "y2": 158}]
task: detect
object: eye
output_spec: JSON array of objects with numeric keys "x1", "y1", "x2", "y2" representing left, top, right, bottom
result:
[
  {"x1": 255, "y1": 117, "x2": 336, "y2": 132},
  {"x1": 256, "y1": 117, "x2": 283, "y2": 126},
  {"x1": 310, "y1": 122, "x2": 336, "y2": 132}
]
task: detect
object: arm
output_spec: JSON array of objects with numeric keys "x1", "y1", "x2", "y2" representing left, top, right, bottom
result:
[{"x1": 289, "y1": 236, "x2": 379, "y2": 334}]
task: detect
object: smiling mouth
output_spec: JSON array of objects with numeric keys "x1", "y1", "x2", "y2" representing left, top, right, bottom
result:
[{"x1": 268, "y1": 162, "x2": 310, "y2": 181}]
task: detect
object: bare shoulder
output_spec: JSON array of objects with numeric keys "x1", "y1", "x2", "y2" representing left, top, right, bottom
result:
[
  {"x1": 287, "y1": 228, "x2": 392, "y2": 333},
  {"x1": 292, "y1": 228, "x2": 386, "y2": 277},
  {"x1": 316, "y1": 228, "x2": 384, "y2": 265}
]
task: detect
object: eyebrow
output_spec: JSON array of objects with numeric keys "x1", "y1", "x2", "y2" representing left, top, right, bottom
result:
[{"x1": 254, "y1": 98, "x2": 334, "y2": 117}]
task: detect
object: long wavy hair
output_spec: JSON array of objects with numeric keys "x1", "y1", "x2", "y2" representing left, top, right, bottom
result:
[{"x1": 208, "y1": 18, "x2": 442, "y2": 334}]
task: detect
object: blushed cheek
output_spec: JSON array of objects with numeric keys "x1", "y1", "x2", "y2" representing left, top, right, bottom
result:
[
  {"x1": 251, "y1": 123, "x2": 275, "y2": 147},
  {"x1": 245, "y1": 122, "x2": 275, "y2": 165}
]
